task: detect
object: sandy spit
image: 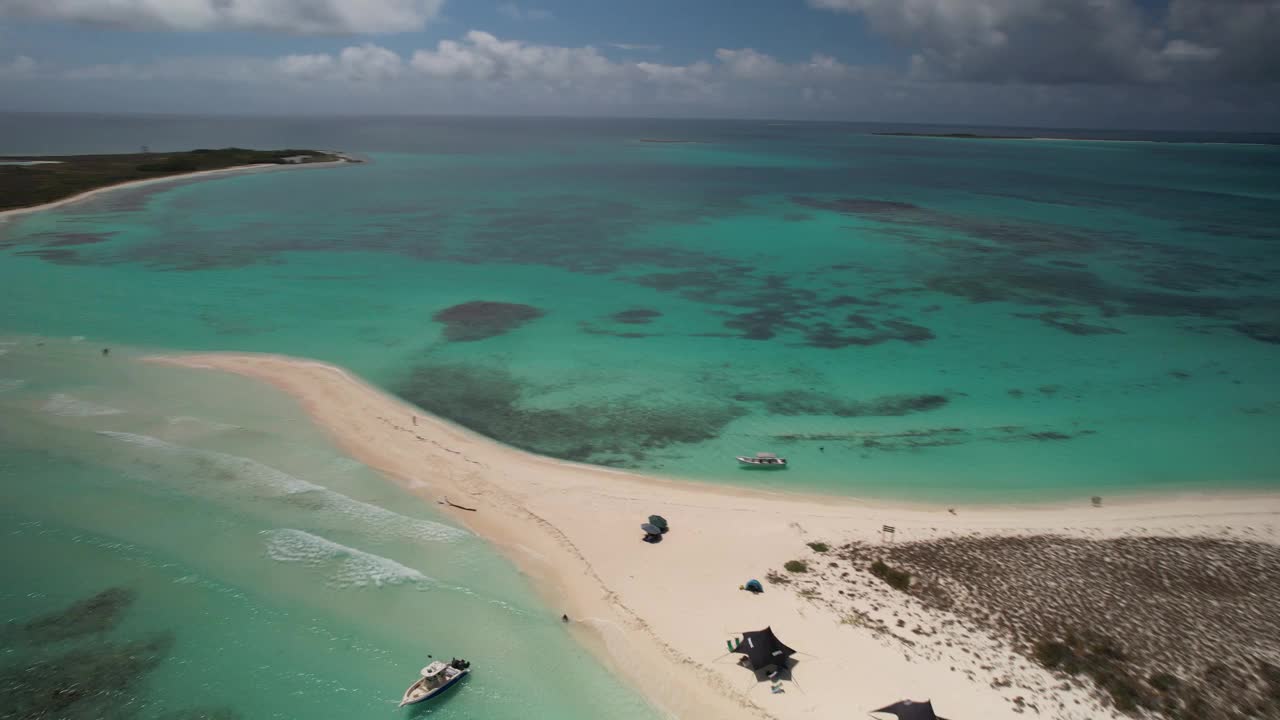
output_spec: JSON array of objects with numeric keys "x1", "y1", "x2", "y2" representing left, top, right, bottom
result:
[{"x1": 148, "y1": 352, "x2": 1280, "y2": 720}]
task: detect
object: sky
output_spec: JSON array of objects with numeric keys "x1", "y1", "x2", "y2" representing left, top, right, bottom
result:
[{"x1": 0, "y1": 0, "x2": 1277, "y2": 130}]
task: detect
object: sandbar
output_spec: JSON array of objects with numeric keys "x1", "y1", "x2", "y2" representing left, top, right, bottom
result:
[{"x1": 149, "y1": 352, "x2": 1280, "y2": 720}]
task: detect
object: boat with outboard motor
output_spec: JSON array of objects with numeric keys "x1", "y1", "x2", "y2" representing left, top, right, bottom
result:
[
  {"x1": 736, "y1": 452, "x2": 787, "y2": 468},
  {"x1": 399, "y1": 657, "x2": 471, "y2": 707}
]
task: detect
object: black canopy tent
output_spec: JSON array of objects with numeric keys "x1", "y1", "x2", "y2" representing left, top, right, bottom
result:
[
  {"x1": 871, "y1": 699, "x2": 949, "y2": 720},
  {"x1": 733, "y1": 626, "x2": 796, "y2": 671}
]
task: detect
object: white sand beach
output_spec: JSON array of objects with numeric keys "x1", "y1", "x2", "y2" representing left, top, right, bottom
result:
[
  {"x1": 151, "y1": 353, "x2": 1280, "y2": 720},
  {"x1": 0, "y1": 159, "x2": 350, "y2": 223}
]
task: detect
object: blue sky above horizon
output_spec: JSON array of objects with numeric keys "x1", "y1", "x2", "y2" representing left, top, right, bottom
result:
[{"x1": 1, "y1": 0, "x2": 1277, "y2": 130}]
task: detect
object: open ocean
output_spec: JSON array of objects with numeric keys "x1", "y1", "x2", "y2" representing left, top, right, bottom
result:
[{"x1": 2, "y1": 113, "x2": 1278, "y2": 718}]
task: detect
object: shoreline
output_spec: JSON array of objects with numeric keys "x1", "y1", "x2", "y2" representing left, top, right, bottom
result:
[
  {"x1": 149, "y1": 352, "x2": 1280, "y2": 720},
  {"x1": 0, "y1": 158, "x2": 352, "y2": 223}
]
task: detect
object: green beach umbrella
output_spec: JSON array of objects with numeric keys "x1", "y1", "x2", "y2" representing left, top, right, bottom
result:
[{"x1": 648, "y1": 515, "x2": 668, "y2": 531}]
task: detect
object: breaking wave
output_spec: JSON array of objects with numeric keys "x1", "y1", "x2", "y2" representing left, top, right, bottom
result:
[
  {"x1": 44, "y1": 393, "x2": 125, "y2": 417},
  {"x1": 167, "y1": 415, "x2": 241, "y2": 432},
  {"x1": 96, "y1": 432, "x2": 467, "y2": 543},
  {"x1": 263, "y1": 529, "x2": 432, "y2": 589}
]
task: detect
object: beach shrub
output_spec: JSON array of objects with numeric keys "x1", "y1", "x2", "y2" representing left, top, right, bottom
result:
[
  {"x1": 784, "y1": 560, "x2": 808, "y2": 573},
  {"x1": 869, "y1": 559, "x2": 911, "y2": 591},
  {"x1": 806, "y1": 541, "x2": 830, "y2": 553},
  {"x1": 137, "y1": 158, "x2": 199, "y2": 172},
  {"x1": 1149, "y1": 672, "x2": 1182, "y2": 693},
  {"x1": 765, "y1": 570, "x2": 790, "y2": 585},
  {"x1": 1032, "y1": 633, "x2": 1152, "y2": 712}
]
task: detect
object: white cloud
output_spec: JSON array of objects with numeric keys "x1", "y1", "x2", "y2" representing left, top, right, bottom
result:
[
  {"x1": 497, "y1": 3, "x2": 553, "y2": 21},
  {"x1": 410, "y1": 31, "x2": 614, "y2": 82},
  {"x1": 0, "y1": 0, "x2": 444, "y2": 35},
  {"x1": 715, "y1": 48, "x2": 784, "y2": 80},
  {"x1": 808, "y1": 0, "x2": 1161, "y2": 84},
  {"x1": 275, "y1": 53, "x2": 337, "y2": 80},
  {"x1": 274, "y1": 44, "x2": 401, "y2": 81},
  {"x1": 12, "y1": 28, "x2": 1276, "y2": 127},
  {"x1": 610, "y1": 43, "x2": 662, "y2": 52},
  {"x1": 1161, "y1": 40, "x2": 1220, "y2": 63},
  {"x1": 0, "y1": 55, "x2": 37, "y2": 77},
  {"x1": 809, "y1": 0, "x2": 1280, "y2": 85}
]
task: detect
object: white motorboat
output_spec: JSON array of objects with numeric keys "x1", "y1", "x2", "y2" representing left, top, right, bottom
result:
[
  {"x1": 736, "y1": 452, "x2": 788, "y2": 468},
  {"x1": 399, "y1": 658, "x2": 470, "y2": 707}
]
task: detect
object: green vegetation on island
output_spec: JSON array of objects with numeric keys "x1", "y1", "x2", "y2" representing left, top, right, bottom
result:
[{"x1": 0, "y1": 147, "x2": 345, "y2": 212}]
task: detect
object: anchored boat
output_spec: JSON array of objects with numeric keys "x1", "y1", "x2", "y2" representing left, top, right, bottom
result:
[
  {"x1": 399, "y1": 658, "x2": 471, "y2": 707},
  {"x1": 736, "y1": 452, "x2": 787, "y2": 468}
]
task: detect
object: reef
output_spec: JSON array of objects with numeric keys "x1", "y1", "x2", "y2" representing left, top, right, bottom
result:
[
  {"x1": 735, "y1": 390, "x2": 949, "y2": 418},
  {"x1": 1234, "y1": 321, "x2": 1280, "y2": 345},
  {"x1": 431, "y1": 301, "x2": 545, "y2": 342},
  {"x1": 610, "y1": 308, "x2": 663, "y2": 324},
  {"x1": 770, "y1": 425, "x2": 1095, "y2": 451},
  {"x1": 396, "y1": 361, "x2": 746, "y2": 465},
  {"x1": 17, "y1": 587, "x2": 137, "y2": 644},
  {"x1": 1015, "y1": 311, "x2": 1124, "y2": 336},
  {"x1": 0, "y1": 632, "x2": 174, "y2": 720}
]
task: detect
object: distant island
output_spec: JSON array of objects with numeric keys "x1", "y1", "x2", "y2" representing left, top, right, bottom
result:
[
  {"x1": 637, "y1": 138, "x2": 697, "y2": 144},
  {"x1": 0, "y1": 148, "x2": 350, "y2": 213},
  {"x1": 873, "y1": 132, "x2": 1030, "y2": 140}
]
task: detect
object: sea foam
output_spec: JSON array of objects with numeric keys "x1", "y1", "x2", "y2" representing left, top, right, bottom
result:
[
  {"x1": 44, "y1": 393, "x2": 125, "y2": 417},
  {"x1": 167, "y1": 415, "x2": 241, "y2": 432},
  {"x1": 263, "y1": 529, "x2": 433, "y2": 589},
  {"x1": 96, "y1": 432, "x2": 467, "y2": 543}
]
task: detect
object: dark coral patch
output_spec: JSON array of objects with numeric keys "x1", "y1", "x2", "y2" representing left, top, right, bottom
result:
[
  {"x1": 28, "y1": 232, "x2": 114, "y2": 248},
  {"x1": 0, "y1": 632, "x2": 173, "y2": 718},
  {"x1": 610, "y1": 308, "x2": 662, "y2": 324},
  {"x1": 1015, "y1": 311, "x2": 1124, "y2": 336},
  {"x1": 396, "y1": 362, "x2": 745, "y2": 466},
  {"x1": 826, "y1": 295, "x2": 885, "y2": 308},
  {"x1": 1234, "y1": 321, "x2": 1280, "y2": 345},
  {"x1": 15, "y1": 248, "x2": 87, "y2": 265},
  {"x1": 432, "y1": 301, "x2": 545, "y2": 342},
  {"x1": 927, "y1": 263, "x2": 1245, "y2": 320},
  {"x1": 792, "y1": 196, "x2": 921, "y2": 215},
  {"x1": 579, "y1": 321, "x2": 654, "y2": 339},
  {"x1": 19, "y1": 587, "x2": 136, "y2": 644},
  {"x1": 803, "y1": 317, "x2": 934, "y2": 349},
  {"x1": 723, "y1": 309, "x2": 795, "y2": 340},
  {"x1": 735, "y1": 389, "x2": 948, "y2": 417}
]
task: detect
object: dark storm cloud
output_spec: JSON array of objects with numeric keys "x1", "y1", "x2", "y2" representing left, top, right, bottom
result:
[{"x1": 811, "y1": 0, "x2": 1280, "y2": 86}]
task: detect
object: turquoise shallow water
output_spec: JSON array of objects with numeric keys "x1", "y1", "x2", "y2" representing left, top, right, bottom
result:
[
  {"x1": 2, "y1": 117, "x2": 1278, "y2": 501},
  {"x1": 2, "y1": 114, "x2": 1279, "y2": 719},
  {"x1": 0, "y1": 339, "x2": 658, "y2": 719}
]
